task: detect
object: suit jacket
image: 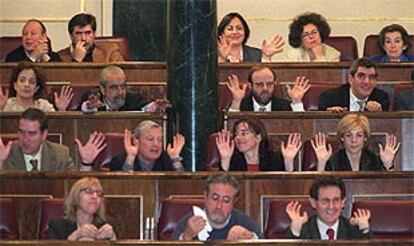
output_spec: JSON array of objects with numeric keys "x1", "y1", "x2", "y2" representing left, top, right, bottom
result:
[
  {"x1": 394, "y1": 88, "x2": 414, "y2": 110},
  {"x1": 221, "y1": 149, "x2": 286, "y2": 171},
  {"x1": 326, "y1": 148, "x2": 385, "y2": 171},
  {"x1": 109, "y1": 151, "x2": 175, "y2": 171},
  {"x1": 5, "y1": 45, "x2": 62, "y2": 62},
  {"x1": 47, "y1": 217, "x2": 117, "y2": 240},
  {"x1": 286, "y1": 215, "x2": 372, "y2": 239},
  {"x1": 78, "y1": 88, "x2": 149, "y2": 111},
  {"x1": 318, "y1": 83, "x2": 389, "y2": 111},
  {"x1": 372, "y1": 54, "x2": 414, "y2": 62},
  {"x1": 243, "y1": 45, "x2": 262, "y2": 62},
  {"x1": 58, "y1": 43, "x2": 125, "y2": 62},
  {"x1": 2, "y1": 140, "x2": 74, "y2": 171},
  {"x1": 240, "y1": 93, "x2": 292, "y2": 111}
]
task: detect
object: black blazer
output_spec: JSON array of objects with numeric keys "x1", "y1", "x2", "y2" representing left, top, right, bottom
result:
[
  {"x1": 243, "y1": 45, "x2": 262, "y2": 62},
  {"x1": 221, "y1": 149, "x2": 285, "y2": 171},
  {"x1": 78, "y1": 88, "x2": 149, "y2": 111},
  {"x1": 109, "y1": 151, "x2": 175, "y2": 171},
  {"x1": 5, "y1": 45, "x2": 62, "y2": 62},
  {"x1": 325, "y1": 148, "x2": 385, "y2": 171},
  {"x1": 47, "y1": 217, "x2": 117, "y2": 240},
  {"x1": 240, "y1": 93, "x2": 292, "y2": 111},
  {"x1": 286, "y1": 215, "x2": 372, "y2": 239},
  {"x1": 318, "y1": 83, "x2": 389, "y2": 111}
]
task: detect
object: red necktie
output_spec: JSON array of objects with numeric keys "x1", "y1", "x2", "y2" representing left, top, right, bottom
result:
[{"x1": 326, "y1": 228, "x2": 335, "y2": 240}]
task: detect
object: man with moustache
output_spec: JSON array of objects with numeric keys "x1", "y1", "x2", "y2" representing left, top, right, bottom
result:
[
  {"x1": 5, "y1": 19, "x2": 61, "y2": 62},
  {"x1": 58, "y1": 13, "x2": 124, "y2": 62},
  {"x1": 79, "y1": 66, "x2": 168, "y2": 112},
  {"x1": 318, "y1": 57, "x2": 389, "y2": 112},
  {"x1": 286, "y1": 176, "x2": 372, "y2": 239},
  {"x1": 172, "y1": 173, "x2": 262, "y2": 240},
  {"x1": 227, "y1": 66, "x2": 310, "y2": 112}
]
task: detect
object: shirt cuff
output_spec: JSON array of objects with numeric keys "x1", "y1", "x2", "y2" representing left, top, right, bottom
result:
[
  {"x1": 228, "y1": 107, "x2": 240, "y2": 112},
  {"x1": 290, "y1": 102, "x2": 305, "y2": 112}
]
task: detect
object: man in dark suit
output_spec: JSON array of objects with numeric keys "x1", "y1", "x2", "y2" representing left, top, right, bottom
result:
[
  {"x1": 0, "y1": 108, "x2": 105, "y2": 171},
  {"x1": 79, "y1": 65, "x2": 169, "y2": 112},
  {"x1": 227, "y1": 66, "x2": 310, "y2": 112},
  {"x1": 57, "y1": 13, "x2": 124, "y2": 62},
  {"x1": 5, "y1": 19, "x2": 61, "y2": 62},
  {"x1": 318, "y1": 57, "x2": 389, "y2": 112},
  {"x1": 286, "y1": 176, "x2": 372, "y2": 240}
]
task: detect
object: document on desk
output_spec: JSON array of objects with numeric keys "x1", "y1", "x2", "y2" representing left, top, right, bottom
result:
[{"x1": 192, "y1": 206, "x2": 212, "y2": 240}]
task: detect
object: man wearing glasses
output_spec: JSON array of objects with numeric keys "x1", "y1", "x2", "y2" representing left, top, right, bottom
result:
[
  {"x1": 172, "y1": 173, "x2": 262, "y2": 240},
  {"x1": 227, "y1": 66, "x2": 310, "y2": 112},
  {"x1": 318, "y1": 58, "x2": 389, "y2": 112},
  {"x1": 79, "y1": 65, "x2": 169, "y2": 112},
  {"x1": 286, "y1": 176, "x2": 372, "y2": 240}
]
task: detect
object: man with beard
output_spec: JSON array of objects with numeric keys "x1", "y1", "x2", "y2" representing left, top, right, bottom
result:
[
  {"x1": 58, "y1": 13, "x2": 124, "y2": 62},
  {"x1": 79, "y1": 66, "x2": 168, "y2": 112},
  {"x1": 172, "y1": 173, "x2": 262, "y2": 240},
  {"x1": 318, "y1": 58, "x2": 389, "y2": 112},
  {"x1": 227, "y1": 66, "x2": 310, "y2": 112},
  {"x1": 286, "y1": 176, "x2": 372, "y2": 239}
]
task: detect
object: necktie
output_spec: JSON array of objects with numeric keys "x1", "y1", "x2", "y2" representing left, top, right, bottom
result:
[
  {"x1": 326, "y1": 228, "x2": 335, "y2": 240},
  {"x1": 29, "y1": 159, "x2": 38, "y2": 171},
  {"x1": 357, "y1": 100, "x2": 365, "y2": 111},
  {"x1": 258, "y1": 106, "x2": 266, "y2": 112}
]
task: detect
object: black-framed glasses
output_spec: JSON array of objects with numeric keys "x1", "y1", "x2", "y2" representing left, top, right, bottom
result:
[{"x1": 80, "y1": 187, "x2": 104, "y2": 197}]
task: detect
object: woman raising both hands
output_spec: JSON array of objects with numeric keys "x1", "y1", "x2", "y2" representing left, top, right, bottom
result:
[
  {"x1": 218, "y1": 12, "x2": 284, "y2": 63},
  {"x1": 216, "y1": 117, "x2": 301, "y2": 171},
  {"x1": 311, "y1": 113, "x2": 400, "y2": 171}
]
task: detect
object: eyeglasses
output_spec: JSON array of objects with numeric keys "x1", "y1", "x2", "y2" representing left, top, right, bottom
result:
[
  {"x1": 253, "y1": 82, "x2": 274, "y2": 88},
  {"x1": 302, "y1": 30, "x2": 319, "y2": 39},
  {"x1": 81, "y1": 187, "x2": 104, "y2": 197},
  {"x1": 234, "y1": 130, "x2": 253, "y2": 137}
]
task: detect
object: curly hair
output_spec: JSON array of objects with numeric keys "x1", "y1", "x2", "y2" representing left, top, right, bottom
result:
[
  {"x1": 377, "y1": 24, "x2": 411, "y2": 55},
  {"x1": 288, "y1": 12, "x2": 331, "y2": 48},
  {"x1": 218, "y1": 12, "x2": 250, "y2": 44},
  {"x1": 8, "y1": 62, "x2": 47, "y2": 100}
]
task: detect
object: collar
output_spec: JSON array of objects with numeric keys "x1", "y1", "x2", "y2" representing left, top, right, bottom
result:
[
  {"x1": 23, "y1": 144, "x2": 43, "y2": 171},
  {"x1": 316, "y1": 217, "x2": 339, "y2": 240},
  {"x1": 24, "y1": 49, "x2": 37, "y2": 62},
  {"x1": 226, "y1": 47, "x2": 244, "y2": 63},
  {"x1": 349, "y1": 88, "x2": 368, "y2": 112},
  {"x1": 253, "y1": 97, "x2": 272, "y2": 112}
]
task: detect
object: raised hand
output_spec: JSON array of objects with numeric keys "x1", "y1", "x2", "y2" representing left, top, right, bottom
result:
[
  {"x1": 280, "y1": 133, "x2": 302, "y2": 171},
  {"x1": 227, "y1": 225, "x2": 254, "y2": 240},
  {"x1": 310, "y1": 132, "x2": 333, "y2": 171},
  {"x1": 167, "y1": 133, "x2": 185, "y2": 158},
  {"x1": 215, "y1": 129, "x2": 235, "y2": 171},
  {"x1": 350, "y1": 208, "x2": 371, "y2": 230},
  {"x1": 261, "y1": 34, "x2": 284, "y2": 60},
  {"x1": 365, "y1": 101, "x2": 382, "y2": 112},
  {"x1": 0, "y1": 137, "x2": 13, "y2": 170},
  {"x1": 286, "y1": 76, "x2": 311, "y2": 104},
  {"x1": 218, "y1": 35, "x2": 232, "y2": 62},
  {"x1": 123, "y1": 129, "x2": 139, "y2": 162},
  {"x1": 0, "y1": 87, "x2": 9, "y2": 110},
  {"x1": 286, "y1": 201, "x2": 308, "y2": 235},
  {"x1": 71, "y1": 41, "x2": 88, "y2": 62},
  {"x1": 96, "y1": 223, "x2": 116, "y2": 240},
  {"x1": 182, "y1": 215, "x2": 206, "y2": 240},
  {"x1": 54, "y1": 85, "x2": 74, "y2": 111},
  {"x1": 379, "y1": 133, "x2": 401, "y2": 170},
  {"x1": 227, "y1": 74, "x2": 247, "y2": 110},
  {"x1": 75, "y1": 131, "x2": 107, "y2": 165}
]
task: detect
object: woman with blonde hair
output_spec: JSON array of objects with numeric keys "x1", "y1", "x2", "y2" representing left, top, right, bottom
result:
[
  {"x1": 47, "y1": 177, "x2": 116, "y2": 241},
  {"x1": 311, "y1": 113, "x2": 400, "y2": 171}
]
